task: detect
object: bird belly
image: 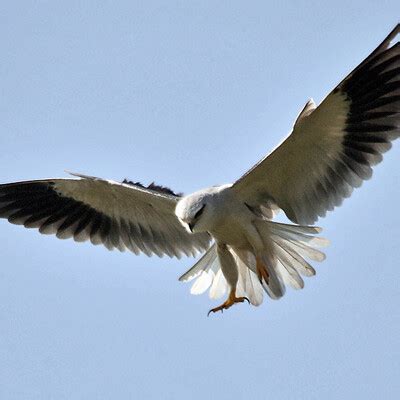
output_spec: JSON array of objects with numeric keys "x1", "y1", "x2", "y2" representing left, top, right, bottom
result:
[
  {"x1": 210, "y1": 218, "x2": 253, "y2": 249},
  {"x1": 207, "y1": 189, "x2": 262, "y2": 250}
]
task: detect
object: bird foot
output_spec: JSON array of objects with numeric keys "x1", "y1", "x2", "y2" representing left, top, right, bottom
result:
[{"x1": 207, "y1": 295, "x2": 249, "y2": 316}]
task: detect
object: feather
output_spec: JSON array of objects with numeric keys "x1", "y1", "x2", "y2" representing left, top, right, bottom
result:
[
  {"x1": 232, "y1": 25, "x2": 400, "y2": 225},
  {"x1": 0, "y1": 177, "x2": 211, "y2": 257}
]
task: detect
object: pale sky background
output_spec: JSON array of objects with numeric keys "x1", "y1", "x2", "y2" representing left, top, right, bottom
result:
[{"x1": 1, "y1": 2, "x2": 399, "y2": 399}]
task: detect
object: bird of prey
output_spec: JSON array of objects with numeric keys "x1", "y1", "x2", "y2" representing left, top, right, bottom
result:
[{"x1": 1, "y1": 26, "x2": 399, "y2": 315}]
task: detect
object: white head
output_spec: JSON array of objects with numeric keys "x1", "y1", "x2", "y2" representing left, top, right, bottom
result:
[{"x1": 175, "y1": 185, "x2": 229, "y2": 233}]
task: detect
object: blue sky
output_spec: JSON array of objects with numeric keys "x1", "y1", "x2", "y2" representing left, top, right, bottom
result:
[{"x1": 1, "y1": 2, "x2": 399, "y2": 399}]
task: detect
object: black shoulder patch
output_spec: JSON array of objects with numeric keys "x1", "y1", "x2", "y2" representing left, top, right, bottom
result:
[{"x1": 122, "y1": 179, "x2": 182, "y2": 197}]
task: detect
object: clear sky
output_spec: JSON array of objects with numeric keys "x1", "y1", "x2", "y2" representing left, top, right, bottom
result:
[{"x1": 1, "y1": 2, "x2": 399, "y2": 399}]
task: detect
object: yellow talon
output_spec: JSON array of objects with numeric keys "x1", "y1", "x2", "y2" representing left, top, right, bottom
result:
[{"x1": 207, "y1": 289, "x2": 250, "y2": 316}]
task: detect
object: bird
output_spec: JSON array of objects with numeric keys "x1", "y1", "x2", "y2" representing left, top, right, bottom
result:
[{"x1": 1, "y1": 25, "x2": 399, "y2": 315}]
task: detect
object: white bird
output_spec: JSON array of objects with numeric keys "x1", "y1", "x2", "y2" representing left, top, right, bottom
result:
[{"x1": 1, "y1": 26, "x2": 399, "y2": 315}]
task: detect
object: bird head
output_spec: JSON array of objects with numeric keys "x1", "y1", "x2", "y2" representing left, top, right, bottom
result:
[
  {"x1": 175, "y1": 190, "x2": 211, "y2": 233},
  {"x1": 175, "y1": 185, "x2": 232, "y2": 233}
]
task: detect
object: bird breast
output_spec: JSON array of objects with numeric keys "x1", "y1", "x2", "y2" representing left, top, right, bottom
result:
[{"x1": 206, "y1": 188, "x2": 256, "y2": 249}]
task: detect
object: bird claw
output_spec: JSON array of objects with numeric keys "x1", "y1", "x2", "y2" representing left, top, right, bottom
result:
[
  {"x1": 207, "y1": 296, "x2": 250, "y2": 316},
  {"x1": 208, "y1": 307, "x2": 223, "y2": 317}
]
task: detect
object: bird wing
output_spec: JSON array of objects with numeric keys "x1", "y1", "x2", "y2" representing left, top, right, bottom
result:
[
  {"x1": 232, "y1": 25, "x2": 400, "y2": 225},
  {"x1": 0, "y1": 173, "x2": 211, "y2": 258}
]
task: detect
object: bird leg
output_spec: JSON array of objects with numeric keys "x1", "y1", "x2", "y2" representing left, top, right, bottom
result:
[
  {"x1": 207, "y1": 288, "x2": 249, "y2": 316},
  {"x1": 256, "y1": 256, "x2": 269, "y2": 284}
]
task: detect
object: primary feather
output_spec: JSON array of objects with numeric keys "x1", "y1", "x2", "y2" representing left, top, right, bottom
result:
[
  {"x1": 0, "y1": 25, "x2": 399, "y2": 314},
  {"x1": 0, "y1": 175, "x2": 211, "y2": 258},
  {"x1": 232, "y1": 24, "x2": 400, "y2": 225}
]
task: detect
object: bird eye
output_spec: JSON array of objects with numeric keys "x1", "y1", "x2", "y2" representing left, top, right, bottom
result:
[{"x1": 194, "y1": 205, "x2": 205, "y2": 220}]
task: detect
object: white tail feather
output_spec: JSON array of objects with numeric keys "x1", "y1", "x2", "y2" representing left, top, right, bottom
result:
[
  {"x1": 274, "y1": 249, "x2": 305, "y2": 289},
  {"x1": 179, "y1": 220, "x2": 328, "y2": 306},
  {"x1": 271, "y1": 236, "x2": 316, "y2": 277},
  {"x1": 269, "y1": 224, "x2": 329, "y2": 247},
  {"x1": 260, "y1": 252, "x2": 286, "y2": 299},
  {"x1": 179, "y1": 243, "x2": 217, "y2": 282},
  {"x1": 235, "y1": 252, "x2": 264, "y2": 306},
  {"x1": 209, "y1": 269, "x2": 227, "y2": 299},
  {"x1": 275, "y1": 236, "x2": 326, "y2": 262},
  {"x1": 190, "y1": 271, "x2": 213, "y2": 295}
]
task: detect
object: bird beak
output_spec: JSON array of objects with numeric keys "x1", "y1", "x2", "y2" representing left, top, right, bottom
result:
[{"x1": 188, "y1": 222, "x2": 194, "y2": 233}]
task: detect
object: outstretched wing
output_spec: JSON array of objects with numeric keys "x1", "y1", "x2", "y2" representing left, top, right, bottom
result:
[
  {"x1": 232, "y1": 25, "x2": 400, "y2": 225},
  {"x1": 0, "y1": 174, "x2": 211, "y2": 258}
]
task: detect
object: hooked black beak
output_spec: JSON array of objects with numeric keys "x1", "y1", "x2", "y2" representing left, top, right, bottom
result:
[{"x1": 188, "y1": 222, "x2": 194, "y2": 232}]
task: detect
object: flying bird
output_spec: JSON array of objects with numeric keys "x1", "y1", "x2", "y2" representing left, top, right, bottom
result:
[{"x1": 1, "y1": 26, "x2": 399, "y2": 315}]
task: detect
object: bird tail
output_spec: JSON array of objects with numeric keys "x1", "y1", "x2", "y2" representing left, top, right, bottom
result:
[
  {"x1": 179, "y1": 221, "x2": 329, "y2": 306},
  {"x1": 178, "y1": 243, "x2": 228, "y2": 299},
  {"x1": 254, "y1": 220, "x2": 329, "y2": 296}
]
